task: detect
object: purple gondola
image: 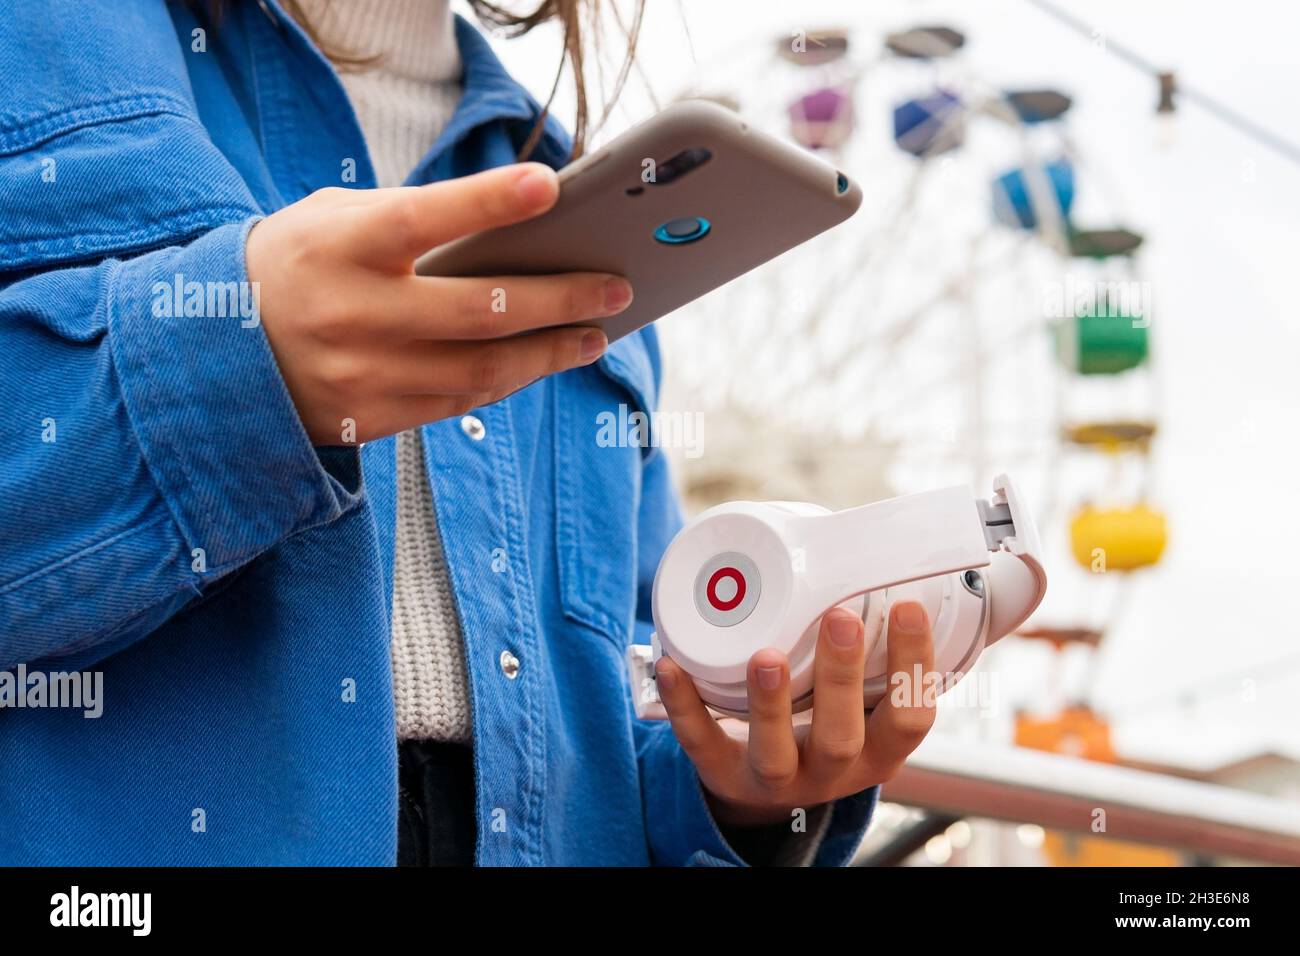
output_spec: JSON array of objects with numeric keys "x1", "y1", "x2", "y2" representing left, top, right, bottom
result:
[{"x1": 789, "y1": 87, "x2": 854, "y2": 150}]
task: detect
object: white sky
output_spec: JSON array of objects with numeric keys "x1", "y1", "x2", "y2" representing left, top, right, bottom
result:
[{"x1": 475, "y1": 0, "x2": 1300, "y2": 772}]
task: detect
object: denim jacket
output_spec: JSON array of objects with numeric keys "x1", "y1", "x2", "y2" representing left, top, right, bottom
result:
[{"x1": 0, "y1": 0, "x2": 876, "y2": 864}]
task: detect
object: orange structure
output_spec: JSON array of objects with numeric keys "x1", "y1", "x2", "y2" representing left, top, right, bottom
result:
[{"x1": 1015, "y1": 707, "x2": 1181, "y2": 866}]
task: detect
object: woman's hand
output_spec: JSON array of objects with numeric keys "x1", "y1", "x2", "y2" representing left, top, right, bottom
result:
[
  {"x1": 654, "y1": 600, "x2": 937, "y2": 828},
  {"x1": 245, "y1": 163, "x2": 633, "y2": 445}
]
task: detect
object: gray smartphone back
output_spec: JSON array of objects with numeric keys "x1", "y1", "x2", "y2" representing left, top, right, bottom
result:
[{"x1": 414, "y1": 100, "x2": 862, "y2": 343}]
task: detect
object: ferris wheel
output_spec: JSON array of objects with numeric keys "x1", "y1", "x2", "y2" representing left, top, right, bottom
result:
[{"x1": 658, "y1": 21, "x2": 1169, "y2": 713}]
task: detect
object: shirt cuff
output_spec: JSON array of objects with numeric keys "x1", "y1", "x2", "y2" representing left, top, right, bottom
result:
[
  {"x1": 640, "y1": 722, "x2": 747, "y2": 866},
  {"x1": 641, "y1": 720, "x2": 879, "y2": 866},
  {"x1": 108, "y1": 218, "x2": 363, "y2": 572},
  {"x1": 812, "y1": 785, "x2": 880, "y2": 867},
  {"x1": 719, "y1": 803, "x2": 834, "y2": 867}
]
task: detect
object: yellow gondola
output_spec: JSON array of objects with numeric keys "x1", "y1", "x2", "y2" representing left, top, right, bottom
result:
[{"x1": 1069, "y1": 504, "x2": 1167, "y2": 571}]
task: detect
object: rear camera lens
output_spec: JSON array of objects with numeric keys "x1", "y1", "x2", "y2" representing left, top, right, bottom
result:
[{"x1": 651, "y1": 147, "x2": 713, "y2": 185}]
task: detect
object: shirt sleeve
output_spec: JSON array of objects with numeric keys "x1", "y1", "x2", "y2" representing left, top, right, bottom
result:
[{"x1": 0, "y1": 218, "x2": 363, "y2": 671}]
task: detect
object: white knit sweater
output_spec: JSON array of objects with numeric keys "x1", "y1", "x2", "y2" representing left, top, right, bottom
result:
[{"x1": 299, "y1": 0, "x2": 471, "y2": 742}]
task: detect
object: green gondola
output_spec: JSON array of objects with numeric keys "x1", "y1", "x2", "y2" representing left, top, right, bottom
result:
[{"x1": 1056, "y1": 300, "x2": 1149, "y2": 375}]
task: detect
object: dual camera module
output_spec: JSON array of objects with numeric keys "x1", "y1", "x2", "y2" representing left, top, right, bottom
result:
[
  {"x1": 634, "y1": 147, "x2": 850, "y2": 245},
  {"x1": 630, "y1": 147, "x2": 714, "y2": 245}
]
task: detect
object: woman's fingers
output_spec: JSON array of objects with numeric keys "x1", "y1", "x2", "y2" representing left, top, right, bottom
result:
[
  {"x1": 861, "y1": 600, "x2": 937, "y2": 781},
  {"x1": 655, "y1": 657, "x2": 740, "y2": 781},
  {"x1": 304, "y1": 324, "x2": 608, "y2": 440},
  {"x1": 385, "y1": 273, "x2": 632, "y2": 340},
  {"x1": 805, "y1": 608, "x2": 868, "y2": 782},
  {"x1": 659, "y1": 604, "x2": 939, "y2": 822},
  {"x1": 247, "y1": 171, "x2": 628, "y2": 445},
  {"x1": 388, "y1": 327, "x2": 607, "y2": 396},
  {"x1": 744, "y1": 649, "x2": 799, "y2": 793},
  {"x1": 358, "y1": 163, "x2": 561, "y2": 267}
]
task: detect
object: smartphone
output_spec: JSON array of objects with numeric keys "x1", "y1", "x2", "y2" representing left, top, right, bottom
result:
[{"x1": 414, "y1": 100, "x2": 862, "y2": 343}]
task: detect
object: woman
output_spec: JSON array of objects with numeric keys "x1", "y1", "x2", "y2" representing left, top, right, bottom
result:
[{"x1": 0, "y1": 0, "x2": 936, "y2": 865}]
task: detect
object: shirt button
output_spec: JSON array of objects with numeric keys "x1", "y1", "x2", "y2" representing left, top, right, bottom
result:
[
  {"x1": 499, "y1": 650, "x2": 521, "y2": 680},
  {"x1": 461, "y1": 415, "x2": 486, "y2": 441}
]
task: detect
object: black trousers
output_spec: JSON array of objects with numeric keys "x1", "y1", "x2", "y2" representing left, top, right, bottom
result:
[{"x1": 396, "y1": 739, "x2": 477, "y2": 867}]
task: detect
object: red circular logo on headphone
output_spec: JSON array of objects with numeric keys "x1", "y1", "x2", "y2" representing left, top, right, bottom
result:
[
  {"x1": 705, "y1": 567, "x2": 747, "y2": 611},
  {"x1": 695, "y1": 553, "x2": 761, "y2": 627}
]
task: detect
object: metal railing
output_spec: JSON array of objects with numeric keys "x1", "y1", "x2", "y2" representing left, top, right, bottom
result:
[{"x1": 878, "y1": 735, "x2": 1300, "y2": 865}]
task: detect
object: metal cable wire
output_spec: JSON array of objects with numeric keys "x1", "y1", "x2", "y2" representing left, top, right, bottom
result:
[{"x1": 1024, "y1": 0, "x2": 1300, "y2": 168}]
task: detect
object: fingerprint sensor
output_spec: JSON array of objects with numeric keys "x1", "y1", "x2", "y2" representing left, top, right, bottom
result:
[{"x1": 653, "y1": 216, "x2": 711, "y2": 245}]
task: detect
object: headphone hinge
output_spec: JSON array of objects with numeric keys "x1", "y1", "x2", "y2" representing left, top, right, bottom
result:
[{"x1": 977, "y1": 498, "x2": 1016, "y2": 551}]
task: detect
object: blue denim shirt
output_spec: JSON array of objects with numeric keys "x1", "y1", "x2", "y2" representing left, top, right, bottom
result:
[{"x1": 0, "y1": 0, "x2": 876, "y2": 865}]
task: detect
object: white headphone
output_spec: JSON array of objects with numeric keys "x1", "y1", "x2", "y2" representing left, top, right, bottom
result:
[{"x1": 629, "y1": 474, "x2": 1046, "y2": 721}]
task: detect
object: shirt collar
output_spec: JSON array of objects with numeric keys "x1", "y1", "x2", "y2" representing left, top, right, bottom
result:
[
  {"x1": 427, "y1": 15, "x2": 573, "y2": 168},
  {"x1": 262, "y1": 1, "x2": 573, "y2": 173}
]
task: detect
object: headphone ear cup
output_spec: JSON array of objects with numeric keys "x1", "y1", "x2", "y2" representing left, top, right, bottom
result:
[
  {"x1": 984, "y1": 550, "x2": 1043, "y2": 642},
  {"x1": 863, "y1": 578, "x2": 945, "y2": 677},
  {"x1": 862, "y1": 589, "x2": 887, "y2": 666},
  {"x1": 790, "y1": 591, "x2": 868, "y2": 709},
  {"x1": 863, "y1": 575, "x2": 974, "y2": 708}
]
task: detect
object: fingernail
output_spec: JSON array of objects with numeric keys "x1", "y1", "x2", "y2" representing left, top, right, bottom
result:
[
  {"x1": 756, "y1": 666, "x2": 782, "y2": 691},
  {"x1": 603, "y1": 277, "x2": 633, "y2": 313},
  {"x1": 514, "y1": 165, "x2": 555, "y2": 205},
  {"x1": 579, "y1": 329, "x2": 607, "y2": 362},
  {"x1": 829, "y1": 614, "x2": 861, "y2": 649},
  {"x1": 654, "y1": 659, "x2": 677, "y2": 691},
  {"x1": 894, "y1": 601, "x2": 927, "y2": 633}
]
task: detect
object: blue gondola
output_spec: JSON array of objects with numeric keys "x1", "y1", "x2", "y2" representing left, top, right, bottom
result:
[
  {"x1": 893, "y1": 91, "x2": 964, "y2": 157},
  {"x1": 992, "y1": 158, "x2": 1075, "y2": 229}
]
